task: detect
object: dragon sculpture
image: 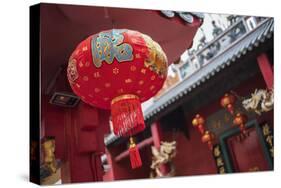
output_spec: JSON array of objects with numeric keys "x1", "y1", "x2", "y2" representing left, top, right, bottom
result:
[
  {"x1": 242, "y1": 89, "x2": 274, "y2": 115},
  {"x1": 150, "y1": 141, "x2": 177, "y2": 178}
]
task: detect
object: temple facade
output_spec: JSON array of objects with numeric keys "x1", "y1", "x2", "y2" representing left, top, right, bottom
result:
[
  {"x1": 103, "y1": 16, "x2": 273, "y2": 180},
  {"x1": 32, "y1": 3, "x2": 274, "y2": 184}
]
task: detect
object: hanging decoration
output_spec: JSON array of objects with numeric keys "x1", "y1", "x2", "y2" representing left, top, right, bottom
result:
[
  {"x1": 201, "y1": 131, "x2": 215, "y2": 150},
  {"x1": 192, "y1": 114, "x2": 205, "y2": 134},
  {"x1": 67, "y1": 29, "x2": 168, "y2": 169},
  {"x1": 128, "y1": 137, "x2": 142, "y2": 169},
  {"x1": 220, "y1": 92, "x2": 249, "y2": 135},
  {"x1": 242, "y1": 89, "x2": 274, "y2": 115},
  {"x1": 220, "y1": 93, "x2": 236, "y2": 115},
  {"x1": 192, "y1": 114, "x2": 215, "y2": 150},
  {"x1": 233, "y1": 113, "x2": 248, "y2": 134}
]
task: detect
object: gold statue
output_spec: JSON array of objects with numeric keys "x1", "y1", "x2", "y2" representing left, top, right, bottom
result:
[
  {"x1": 150, "y1": 141, "x2": 176, "y2": 178},
  {"x1": 242, "y1": 89, "x2": 273, "y2": 115},
  {"x1": 42, "y1": 137, "x2": 57, "y2": 174}
]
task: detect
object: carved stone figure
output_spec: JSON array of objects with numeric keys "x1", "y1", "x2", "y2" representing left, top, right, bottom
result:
[
  {"x1": 150, "y1": 141, "x2": 176, "y2": 178},
  {"x1": 242, "y1": 89, "x2": 274, "y2": 115},
  {"x1": 42, "y1": 137, "x2": 58, "y2": 174}
]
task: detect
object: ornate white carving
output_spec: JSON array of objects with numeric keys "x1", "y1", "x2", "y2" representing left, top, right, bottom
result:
[
  {"x1": 242, "y1": 89, "x2": 273, "y2": 115},
  {"x1": 150, "y1": 141, "x2": 176, "y2": 178}
]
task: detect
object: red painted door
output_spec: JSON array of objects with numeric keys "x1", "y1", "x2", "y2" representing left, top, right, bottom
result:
[{"x1": 226, "y1": 127, "x2": 270, "y2": 172}]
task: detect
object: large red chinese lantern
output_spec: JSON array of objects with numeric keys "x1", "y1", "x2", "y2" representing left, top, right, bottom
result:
[{"x1": 67, "y1": 29, "x2": 168, "y2": 169}]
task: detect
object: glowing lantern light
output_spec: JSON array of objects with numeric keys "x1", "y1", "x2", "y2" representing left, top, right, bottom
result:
[
  {"x1": 192, "y1": 114, "x2": 205, "y2": 135},
  {"x1": 220, "y1": 93, "x2": 236, "y2": 115},
  {"x1": 233, "y1": 113, "x2": 248, "y2": 134},
  {"x1": 201, "y1": 131, "x2": 215, "y2": 150}
]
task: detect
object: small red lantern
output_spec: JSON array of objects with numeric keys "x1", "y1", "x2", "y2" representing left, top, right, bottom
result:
[
  {"x1": 67, "y1": 29, "x2": 168, "y2": 169},
  {"x1": 201, "y1": 131, "x2": 215, "y2": 150},
  {"x1": 192, "y1": 114, "x2": 205, "y2": 135},
  {"x1": 220, "y1": 93, "x2": 236, "y2": 115},
  {"x1": 233, "y1": 113, "x2": 248, "y2": 134}
]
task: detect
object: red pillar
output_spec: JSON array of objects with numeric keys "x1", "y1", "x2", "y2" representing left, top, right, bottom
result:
[
  {"x1": 257, "y1": 53, "x2": 273, "y2": 89},
  {"x1": 151, "y1": 122, "x2": 162, "y2": 148},
  {"x1": 150, "y1": 122, "x2": 170, "y2": 175}
]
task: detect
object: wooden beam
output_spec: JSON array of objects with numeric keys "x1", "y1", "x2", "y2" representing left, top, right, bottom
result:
[
  {"x1": 257, "y1": 53, "x2": 273, "y2": 89},
  {"x1": 114, "y1": 137, "x2": 153, "y2": 162}
]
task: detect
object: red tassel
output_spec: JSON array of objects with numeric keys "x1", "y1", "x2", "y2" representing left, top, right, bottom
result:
[
  {"x1": 129, "y1": 137, "x2": 142, "y2": 169},
  {"x1": 111, "y1": 94, "x2": 145, "y2": 137}
]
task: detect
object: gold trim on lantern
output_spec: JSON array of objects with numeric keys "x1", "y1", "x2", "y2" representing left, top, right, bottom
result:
[
  {"x1": 67, "y1": 58, "x2": 79, "y2": 83},
  {"x1": 141, "y1": 33, "x2": 168, "y2": 77},
  {"x1": 129, "y1": 136, "x2": 136, "y2": 148},
  {"x1": 111, "y1": 94, "x2": 139, "y2": 105}
]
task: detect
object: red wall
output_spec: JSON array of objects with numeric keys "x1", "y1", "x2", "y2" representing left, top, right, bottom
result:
[
  {"x1": 42, "y1": 95, "x2": 111, "y2": 183},
  {"x1": 162, "y1": 129, "x2": 217, "y2": 176},
  {"x1": 227, "y1": 126, "x2": 270, "y2": 172}
]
